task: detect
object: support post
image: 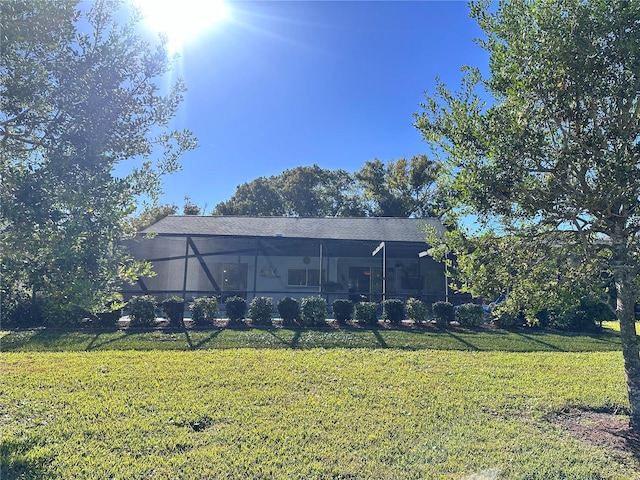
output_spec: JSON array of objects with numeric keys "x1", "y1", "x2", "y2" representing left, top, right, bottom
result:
[{"x1": 182, "y1": 236, "x2": 190, "y2": 301}]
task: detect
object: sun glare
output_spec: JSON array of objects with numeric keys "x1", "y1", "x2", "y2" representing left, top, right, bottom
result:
[{"x1": 133, "y1": 0, "x2": 229, "y2": 52}]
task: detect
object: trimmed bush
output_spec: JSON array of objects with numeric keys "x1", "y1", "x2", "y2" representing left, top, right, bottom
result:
[
  {"x1": 93, "y1": 293, "x2": 125, "y2": 327},
  {"x1": 354, "y1": 302, "x2": 378, "y2": 325},
  {"x1": 128, "y1": 295, "x2": 157, "y2": 327},
  {"x1": 301, "y1": 296, "x2": 327, "y2": 327},
  {"x1": 332, "y1": 299, "x2": 354, "y2": 324},
  {"x1": 189, "y1": 297, "x2": 218, "y2": 325},
  {"x1": 0, "y1": 292, "x2": 42, "y2": 328},
  {"x1": 432, "y1": 301, "x2": 454, "y2": 327},
  {"x1": 405, "y1": 298, "x2": 428, "y2": 324},
  {"x1": 225, "y1": 296, "x2": 247, "y2": 323},
  {"x1": 278, "y1": 297, "x2": 299, "y2": 326},
  {"x1": 43, "y1": 301, "x2": 90, "y2": 328},
  {"x1": 456, "y1": 303, "x2": 483, "y2": 326},
  {"x1": 493, "y1": 310, "x2": 521, "y2": 329},
  {"x1": 95, "y1": 309, "x2": 121, "y2": 327},
  {"x1": 249, "y1": 297, "x2": 274, "y2": 326},
  {"x1": 382, "y1": 299, "x2": 405, "y2": 324},
  {"x1": 548, "y1": 299, "x2": 613, "y2": 332},
  {"x1": 161, "y1": 296, "x2": 185, "y2": 326}
]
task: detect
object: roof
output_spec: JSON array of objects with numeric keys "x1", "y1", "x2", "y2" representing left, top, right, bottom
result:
[{"x1": 142, "y1": 216, "x2": 443, "y2": 243}]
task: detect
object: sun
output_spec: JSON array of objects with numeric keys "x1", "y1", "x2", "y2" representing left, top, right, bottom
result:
[{"x1": 133, "y1": 0, "x2": 229, "y2": 52}]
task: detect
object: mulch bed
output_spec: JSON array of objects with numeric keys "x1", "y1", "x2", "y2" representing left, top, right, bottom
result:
[{"x1": 548, "y1": 408, "x2": 640, "y2": 459}]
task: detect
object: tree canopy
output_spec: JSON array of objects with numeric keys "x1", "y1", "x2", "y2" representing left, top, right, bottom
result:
[
  {"x1": 1, "y1": 0, "x2": 196, "y2": 323},
  {"x1": 212, "y1": 158, "x2": 441, "y2": 218},
  {"x1": 415, "y1": 0, "x2": 640, "y2": 428}
]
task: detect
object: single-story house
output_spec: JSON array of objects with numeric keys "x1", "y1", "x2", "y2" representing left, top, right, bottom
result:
[{"x1": 122, "y1": 216, "x2": 467, "y2": 307}]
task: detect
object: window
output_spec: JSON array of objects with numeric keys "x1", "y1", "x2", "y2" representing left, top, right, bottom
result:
[{"x1": 288, "y1": 268, "x2": 321, "y2": 287}]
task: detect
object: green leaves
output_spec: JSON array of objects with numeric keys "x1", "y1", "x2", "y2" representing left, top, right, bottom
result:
[
  {"x1": 414, "y1": 0, "x2": 640, "y2": 352},
  {"x1": 1, "y1": 0, "x2": 196, "y2": 322},
  {"x1": 213, "y1": 158, "x2": 442, "y2": 218}
]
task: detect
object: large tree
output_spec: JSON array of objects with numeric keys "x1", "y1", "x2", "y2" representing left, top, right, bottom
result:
[
  {"x1": 356, "y1": 155, "x2": 441, "y2": 217},
  {"x1": 213, "y1": 165, "x2": 365, "y2": 217},
  {"x1": 1, "y1": 0, "x2": 196, "y2": 322},
  {"x1": 415, "y1": 0, "x2": 640, "y2": 427},
  {"x1": 212, "y1": 159, "x2": 440, "y2": 218}
]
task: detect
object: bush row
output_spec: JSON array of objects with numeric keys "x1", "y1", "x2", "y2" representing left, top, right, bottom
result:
[
  {"x1": 35, "y1": 293, "x2": 611, "y2": 333},
  {"x1": 122, "y1": 296, "x2": 488, "y2": 328}
]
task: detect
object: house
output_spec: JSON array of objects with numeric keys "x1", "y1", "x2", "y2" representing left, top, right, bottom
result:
[{"x1": 122, "y1": 216, "x2": 461, "y2": 307}]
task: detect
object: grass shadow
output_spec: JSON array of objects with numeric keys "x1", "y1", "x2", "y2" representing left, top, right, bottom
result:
[
  {"x1": 85, "y1": 332, "x2": 103, "y2": 351},
  {"x1": 0, "y1": 435, "x2": 51, "y2": 479},
  {"x1": 184, "y1": 328, "x2": 223, "y2": 350},
  {"x1": 265, "y1": 329, "x2": 301, "y2": 348},
  {"x1": 584, "y1": 333, "x2": 621, "y2": 346},
  {"x1": 446, "y1": 331, "x2": 482, "y2": 351},
  {"x1": 513, "y1": 332, "x2": 565, "y2": 352},
  {"x1": 84, "y1": 329, "x2": 154, "y2": 351},
  {"x1": 290, "y1": 329, "x2": 302, "y2": 349},
  {"x1": 371, "y1": 329, "x2": 389, "y2": 348}
]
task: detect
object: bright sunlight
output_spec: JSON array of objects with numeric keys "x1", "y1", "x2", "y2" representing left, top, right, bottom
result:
[{"x1": 133, "y1": 0, "x2": 229, "y2": 52}]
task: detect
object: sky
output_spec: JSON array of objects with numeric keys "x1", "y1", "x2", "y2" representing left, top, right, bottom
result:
[{"x1": 139, "y1": 1, "x2": 490, "y2": 213}]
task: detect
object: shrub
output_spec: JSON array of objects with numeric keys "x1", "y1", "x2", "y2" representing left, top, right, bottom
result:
[
  {"x1": 0, "y1": 292, "x2": 41, "y2": 328},
  {"x1": 332, "y1": 299, "x2": 354, "y2": 324},
  {"x1": 354, "y1": 302, "x2": 378, "y2": 325},
  {"x1": 382, "y1": 299, "x2": 405, "y2": 324},
  {"x1": 551, "y1": 299, "x2": 613, "y2": 332},
  {"x1": 128, "y1": 295, "x2": 157, "y2": 327},
  {"x1": 161, "y1": 296, "x2": 185, "y2": 326},
  {"x1": 455, "y1": 303, "x2": 484, "y2": 326},
  {"x1": 249, "y1": 297, "x2": 274, "y2": 326},
  {"x1": 225, "y1": 296, "x2": 247, "y2": 323},
  {"x1": 278, "y1": 297, "x2": 299, "y2": 326},
  {"x1": 301, "y1": 297, "x2": 327, "y2": 327},
  {"x1": 493, "y1": 310, "x2": 521, "y2": 329},
  {"x1": 94, "y1": 293, "x2": 124, "y2": 327},
  {"x1": 405, "y1": 298, "x2": 428, "y2": 324},
  {"x1": 573, "y1": 299, "x2": 614, "y2": 328},
  {"x1": 189, "y1": 297, "x2": 218, "y2": 325},
  {"x1": 432, "y1": 301, "x2": 454, "y2": 327},
  {"x1": 43, "y1": 301, "x2": 90, "y2": 328},
  {"x1": 95, "y1": 309, "x2": 121, "y2": 327}
]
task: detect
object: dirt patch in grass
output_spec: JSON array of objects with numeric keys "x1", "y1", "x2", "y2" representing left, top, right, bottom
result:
[{"x1": 550, "y1": 408, "x2": 640, "y2": 459}]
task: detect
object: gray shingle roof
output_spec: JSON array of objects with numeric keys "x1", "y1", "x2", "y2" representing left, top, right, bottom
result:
[{"x1": 143, "y1": 216, "x2": 443, "y2": 243}]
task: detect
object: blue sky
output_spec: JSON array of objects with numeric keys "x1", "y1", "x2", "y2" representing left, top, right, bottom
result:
[{"x1": 152, "y1": 1, "x2": 489, "y2": 213}]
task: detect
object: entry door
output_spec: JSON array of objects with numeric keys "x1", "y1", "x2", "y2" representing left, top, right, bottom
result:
[{"x1": 348, "y1": 267, "x2": 378, "y2": 296}]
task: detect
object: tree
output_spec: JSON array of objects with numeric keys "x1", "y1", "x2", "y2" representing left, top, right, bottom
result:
[
  {"x1": 427, "y1": 226, "x2": 612, "y2": 329},
  {"x1": 415, "y1": 1, "x2": 640, "y2": 428},
  {"x1": 213, "y1": 176, "x2": 285, "y2": 216},
  {"x1": 212, "y1": 165, "x2": 366, "y2": 217},
  {"x1": 355, "y1": 155, "x2": 441, "y2": 217},
  {"x1": 278, "y1": 165, "x2": 365, "y2": 217},
  {"x1": 182, "y1": 196, "x2": 202, "y2": 215},
  {"x1": 1, "y1": 0, "x2": 197, "y2": 322},
  {"x1": 212, "y1": 160, "x2": 441, "y2": 218},
  {"x1": 131, "y1": 204, "x2": 178, "y2": 231}
]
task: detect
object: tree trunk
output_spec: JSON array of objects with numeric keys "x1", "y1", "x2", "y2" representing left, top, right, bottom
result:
[{"x1": 612, "y1": 239, "x2": 640, "y2": 430}]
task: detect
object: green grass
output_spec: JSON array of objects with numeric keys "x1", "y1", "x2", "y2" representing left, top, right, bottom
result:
[
  {"x1": 0, "y1": 325, "x2": 625, "y2": 353},
  {"x1": 603, "y1": 320, "x2": 640, "y2": 334},
  {"x1": 2, "y1": 324, "x2": 639, "y2": 478},
  {"x1": 2, "y1": 349, "x2": 638, "y2": 479}
]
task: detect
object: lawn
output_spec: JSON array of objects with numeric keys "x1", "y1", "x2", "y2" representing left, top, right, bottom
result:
[
  {"x1": 0, "y1": 323, "x2": 625, "y2": 353},
  {"x1": 2, "y1": 324, "x2": 640, "y2": 479}
]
